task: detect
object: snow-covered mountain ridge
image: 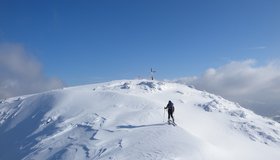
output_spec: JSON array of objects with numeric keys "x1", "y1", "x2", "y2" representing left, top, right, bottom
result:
[{"x1": 0, "y1": 80, "x2": 280, "y2": 160}]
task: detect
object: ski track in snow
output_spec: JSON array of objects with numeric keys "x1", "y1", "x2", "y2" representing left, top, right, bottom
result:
[{"x1": 0, "y1": 79, "x2": 280, "y2": 160}]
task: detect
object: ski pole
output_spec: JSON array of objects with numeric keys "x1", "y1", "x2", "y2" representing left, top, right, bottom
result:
[{"x1": 163, "y1": 108, "x2": 165, "y2": 122}]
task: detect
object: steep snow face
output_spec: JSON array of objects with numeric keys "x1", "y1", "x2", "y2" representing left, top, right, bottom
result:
[{"x1": 0, "y1": 80, "x2": 280, "y2": 160}]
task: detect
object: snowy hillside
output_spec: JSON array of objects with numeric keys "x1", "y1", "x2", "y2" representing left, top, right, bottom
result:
[{"x1": 0, "y1": 80, "x2": 280, "y2": 160}]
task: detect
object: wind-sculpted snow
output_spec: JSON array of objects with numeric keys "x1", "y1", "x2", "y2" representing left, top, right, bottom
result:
[
  {"x1": 195, "y1": 91, "x2": 280, "y2": 146},
  {"x1": 0, "y1": 80, "x2": 280, "y2": 160},
  {"x1": 0, "y1": 93, "x2": 61, "y2": 159}
]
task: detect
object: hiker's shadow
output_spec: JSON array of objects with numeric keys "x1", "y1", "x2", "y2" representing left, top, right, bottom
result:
[{"x1": 117, "y1": 123, "x2": 165, "y2": 129}]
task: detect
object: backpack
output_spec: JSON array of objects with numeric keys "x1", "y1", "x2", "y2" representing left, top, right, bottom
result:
[{"x1": 168, "y1": 102, "x2": 174, "y2": 112}]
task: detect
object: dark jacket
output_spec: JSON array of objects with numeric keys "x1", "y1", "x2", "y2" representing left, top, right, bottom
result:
[{"x1": 165, "y1": 101, "x2": 174, "y2": 112}]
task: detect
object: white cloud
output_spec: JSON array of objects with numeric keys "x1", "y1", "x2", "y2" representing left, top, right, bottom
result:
[
  {"x1": 0, "y1": 43, "x2": 64, "y2": 99},
  {"x1": 175, "y1": 60, "x2": 280, "y2": 117}
]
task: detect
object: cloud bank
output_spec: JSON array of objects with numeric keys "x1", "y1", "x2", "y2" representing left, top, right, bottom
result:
[
  {"x1": 175, "y1": 60, "x2": 280, "y2": 117},
  {"x1": 0, "y1": 43, "x2": 64, "y2": 99}
]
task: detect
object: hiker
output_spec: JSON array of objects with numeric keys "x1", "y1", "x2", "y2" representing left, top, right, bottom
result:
[{"x1": 164, "y1": 100, "x2": 175, "y2": 123}]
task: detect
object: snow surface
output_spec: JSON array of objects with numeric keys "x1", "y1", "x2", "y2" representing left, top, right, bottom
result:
[{"x1": 0, "y1": 79, "x2": 280, "y2": 160}]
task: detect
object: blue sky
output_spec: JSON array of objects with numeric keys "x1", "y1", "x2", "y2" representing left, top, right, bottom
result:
[{"x1": 1, "y1": 0, "x2": 280, "y2": 85}]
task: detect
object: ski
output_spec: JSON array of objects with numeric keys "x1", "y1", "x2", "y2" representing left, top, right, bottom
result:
[{"x1": 167, "y1": 120, "x2": 177, "y2": 126}]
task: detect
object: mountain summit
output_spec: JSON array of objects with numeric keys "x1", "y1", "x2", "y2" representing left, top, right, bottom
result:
[{"x1": 1, "y1": 80, "x2": 280, "y2": 160}]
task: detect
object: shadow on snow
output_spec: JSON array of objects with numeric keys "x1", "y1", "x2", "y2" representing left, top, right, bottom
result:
[{"x1": 117, "y1": 123, "x2": 166, "y2": 129}]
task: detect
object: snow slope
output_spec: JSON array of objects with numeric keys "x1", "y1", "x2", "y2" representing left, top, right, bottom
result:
[{"x1": 0, "y1": 80, "x2": 280, "y2": 160}]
